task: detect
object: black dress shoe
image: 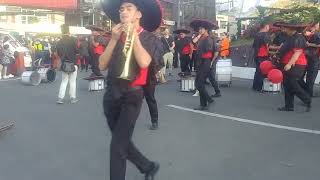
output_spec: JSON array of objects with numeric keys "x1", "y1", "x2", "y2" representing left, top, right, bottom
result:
[
  {"x1": 278, "y1": 107, "x2": 294, "y2": 112},
  {"x1": 149, "y1": 123, "x2": 158, "y2": 130},
  {"x1": 194, "y1": 106, "x2": 208, "y2": 111},
  {"x1": 145, "y1": 162, "x2": 160, "y2": 180},
  {"x1": 211, "y1": 93, "x2": 221, "y2": 98},
  {"x1": 299, "y1": 103, "x2": 312, "y2": 112}
]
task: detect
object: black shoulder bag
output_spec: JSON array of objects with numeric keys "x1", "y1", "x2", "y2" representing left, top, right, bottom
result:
[{"x1": 61, "y1": 57, "x2": 76, "y2": 73}]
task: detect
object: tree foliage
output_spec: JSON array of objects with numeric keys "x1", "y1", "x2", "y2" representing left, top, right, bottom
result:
[
  {"x1": 270, "y1": 4, "x2": 320, "y2": 24},
  {"x1": 241, "y1": 3, "x2": 320, "y2": 38}
]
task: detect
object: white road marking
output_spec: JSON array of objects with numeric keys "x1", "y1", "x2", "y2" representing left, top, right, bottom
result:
[
  {"x1": 167, "y1": 104, "x2": 320, "y2": 135},
  {"x1": 0, "y1": 77, "x2": 21, "y2": 82}
]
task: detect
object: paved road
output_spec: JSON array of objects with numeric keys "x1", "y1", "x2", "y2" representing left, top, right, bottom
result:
[{"x1": 0, "y1": 70, "x2": 320, "y2": 180}]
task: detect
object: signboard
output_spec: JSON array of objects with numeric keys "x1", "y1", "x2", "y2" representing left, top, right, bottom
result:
[
  {"x1": 0, "y1": 0, "x2": 78, "y2": 10},
  {"x1": 163, "y1": 19, "x2": 175, "y2": 26}
]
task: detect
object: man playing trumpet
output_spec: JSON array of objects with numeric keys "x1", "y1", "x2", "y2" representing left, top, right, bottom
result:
[{"x1": 99, "y1": 0, "x2": 164, "y2": 180}]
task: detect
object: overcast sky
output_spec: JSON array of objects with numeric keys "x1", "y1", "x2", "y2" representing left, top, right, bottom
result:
[{"x1": 239, "y1": 0, "x2": 277, "y2": 11}]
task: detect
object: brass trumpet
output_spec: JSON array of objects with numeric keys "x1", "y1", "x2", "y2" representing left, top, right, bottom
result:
[{"x1": 119, "y1": 23, "x2": 135, "y2": 80}]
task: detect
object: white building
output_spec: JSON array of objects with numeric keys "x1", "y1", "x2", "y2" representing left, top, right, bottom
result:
[
  {"x1": 214, "y1": 14, "x2": 238, "y2": 37},
  {"x1": 0, "y1": 6, "x2": 65, "y2": 34},
  {"x1": 215, "y1": 14, "x2": 228, "y2": 36}
]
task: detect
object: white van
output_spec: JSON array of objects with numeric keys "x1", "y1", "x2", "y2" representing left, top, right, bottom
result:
[{"x1": 0, "y1": 29, "x2": 32, "y2": 68}]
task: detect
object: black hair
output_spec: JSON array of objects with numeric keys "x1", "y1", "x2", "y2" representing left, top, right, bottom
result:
[
  {"x1": 296, "y1": 27, "x2": 306, "y2": 33},
  {"x1": 260, "y1": 22, "x2": 269, "y2": 29}
]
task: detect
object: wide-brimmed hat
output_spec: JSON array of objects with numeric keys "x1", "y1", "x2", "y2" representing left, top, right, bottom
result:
[
  {"x1": 85, "y1": 25, "x2": 105, "y2": 32},
  {"x1": 173, "y1": 29, "x2": 190, "y2": 34},
  {"x1": 273, "y1": 21, "x2": 286, "y2": 28},
  {"x1": 190, "y1": 19, "x2": 219, "y2": 31},
  {"x1": 275, "y1": 20, "x2": 308, "y2": 29},
  {"x1": 101, "y1": 0, "x2": 163, "y2": 32}
]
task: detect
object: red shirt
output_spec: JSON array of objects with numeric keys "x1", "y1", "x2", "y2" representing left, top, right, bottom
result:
[
  {"x1": 282, "y1": 48, "x2": 307, "y2": 66},
  {"x1": 257, "y1": 45, "x2": 269, "y2": 57},
  {"x1": 182, "y1": 44, "x2": 191, "y2": 55},
  {"x1": 130, "y1": 68, "x2": 149, "y2": 87},
  {"x1": 253, "y1": 32, "x2": 270, "y2": 57},
  {"x1": 201, "y1": 51, "x2": 213, "y2": 59},
  {"x1": 94, "y1": 45, "x2": 105, "y2": 55}
]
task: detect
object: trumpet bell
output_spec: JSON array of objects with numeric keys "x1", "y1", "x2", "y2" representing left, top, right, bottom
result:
[{"x1": 118, "y1": 23, "x2": 135, "y2": 81}]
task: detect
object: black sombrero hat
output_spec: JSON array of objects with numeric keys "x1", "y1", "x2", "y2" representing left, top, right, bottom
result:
[
  {"x1": 273, "y1": 21, "x2": 286, "y2": 27},
  {"x1": 101, "y1": 0, "x2": 163, "y2": 32},
  {"x1": 173, "y1": 29, "x2": 190, "y2": 34},
  {"x1": 275, "y1": 20, "x2": 308, "y2": 29},
  {"x1": 85, "y1": 25, "x2": 105, "y2": 32},
  {"x1": 190, "y1": 19, "x2": 219, "y2": 31}
]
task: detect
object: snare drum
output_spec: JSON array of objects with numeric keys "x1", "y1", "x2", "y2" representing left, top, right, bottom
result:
[
  {"x1": 263, "y1": 78, "x2": 281, "y2": 92},
  {"x1": 37, "y1": 68, "x2": 56, "y2": 83},
  {"x1": 89, "y1": 79, "x2": 105, "y2": 91},
  {"x1": 180, "y1": 76, "x2": 195, "y2": 92}
]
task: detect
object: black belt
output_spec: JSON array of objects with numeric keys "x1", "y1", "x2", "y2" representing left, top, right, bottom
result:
[{"x1": 107, "y1": 84, "x2": 142, "y2": 91}]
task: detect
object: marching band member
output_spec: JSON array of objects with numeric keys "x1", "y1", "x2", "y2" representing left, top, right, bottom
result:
[
  {"x1": 99, "y1": 0, "x2": 164, "y2": 179},
  {"x1": 277, "y1": 21, "x2": 311, "y2": 112},
  {"x1": 252, "y1": 22, "x2": 280, "y2": 92},
  {"x1": 305, "y1": 22, "x2": 320, "y2": 97},
  {"x1": 252, "y1": 22, "x2": 271, "y2": 92},
  {"x1": 174, "y1": 29, "x2": 193, "y2": 75},
  {"x1": 190, "y1": 19, "x2": 217, "y2": 110},
  {"x1": 87, "y1": 25, "x2": 109, "y2": 77},
  {"x1": 273, "y1": 22, "x2": 288, "y2": 46}
]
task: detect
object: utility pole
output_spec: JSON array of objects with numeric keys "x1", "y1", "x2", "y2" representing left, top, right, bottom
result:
[
  {"x1": 177, "y1": 0, "x2": 181, "y2": 28},
  {"x1": 213, "y1": 0, "x2": 217, "y2": 23},
  {"x1": 177, "y1": 0, "x2": 195, "y2": 28},
  {"x1": 92, "y1": 2, "x2": 95, "y2": 25}
]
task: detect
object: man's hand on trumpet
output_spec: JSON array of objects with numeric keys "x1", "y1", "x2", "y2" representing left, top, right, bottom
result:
[{"x1": 111, "y1": 23, "x2": 123, "y2": 41}]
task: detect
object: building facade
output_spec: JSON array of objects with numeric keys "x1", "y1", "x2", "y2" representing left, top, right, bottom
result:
[
  {"x1": 179, "y1": 0, "x2": 216, "y2": 28},
  {"x1": 159, "y1": 0, "x2": 176, "y2": 29},
  {"x1": 0, "y1": 0, "x2": 108, "y2": 34},
  {"x1": 0, "y1": 5, "x2": 65, "y2": 34}
]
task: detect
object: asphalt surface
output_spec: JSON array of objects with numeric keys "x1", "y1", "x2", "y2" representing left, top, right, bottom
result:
[{"x1": 0, "y1": 69, "x2": 320, "y2": 180}]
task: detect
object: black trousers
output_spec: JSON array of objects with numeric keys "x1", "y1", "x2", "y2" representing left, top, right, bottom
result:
[
  {"x1": 208, "y1": 61, "x2": 221, "y2": 94},
  {"x1": 189, "y1": 52, "x2": 195, "y2": 71},
  {"x1": 173, "y1": 51, "x2": 179, "y2": 68},
  {"x1": 143, "y1": 83, "x2": 158, "y2": 124},
  {"x1": 43, "y1": 51, "x2": 51, "y2": 65},
  {"x1": 180, "y1": 54, "x2": 191, "y2": 73},
  {"x1": 252, "y1": 57, "x2": 268, "y2": 91},
  {"x1": 283, "y1": 65, "x2": 311, "y2": 108},
  {"x1": 192, "y1": 51, "x2": 199, "y2": 71},
  {"x1": 90, "y1": 53, "x2": 103, "y2": 76},
  {"x1": 81, "y1": 56, "x2": 89, "y2": 71},
  {"x1": 103, "y1": 85, "x2": 153, "y2": 180},
  {"x1": 305, "y1": 54, "x2": 320, "y2": 96},
  {"x1": 196, "y1": 58, "x2": 213, "y2": 107}
]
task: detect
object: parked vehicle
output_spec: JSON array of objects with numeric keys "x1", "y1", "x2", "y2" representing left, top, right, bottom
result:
[{"x1": 0, "y1": 29, "x2": 32, "y2": 68}]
